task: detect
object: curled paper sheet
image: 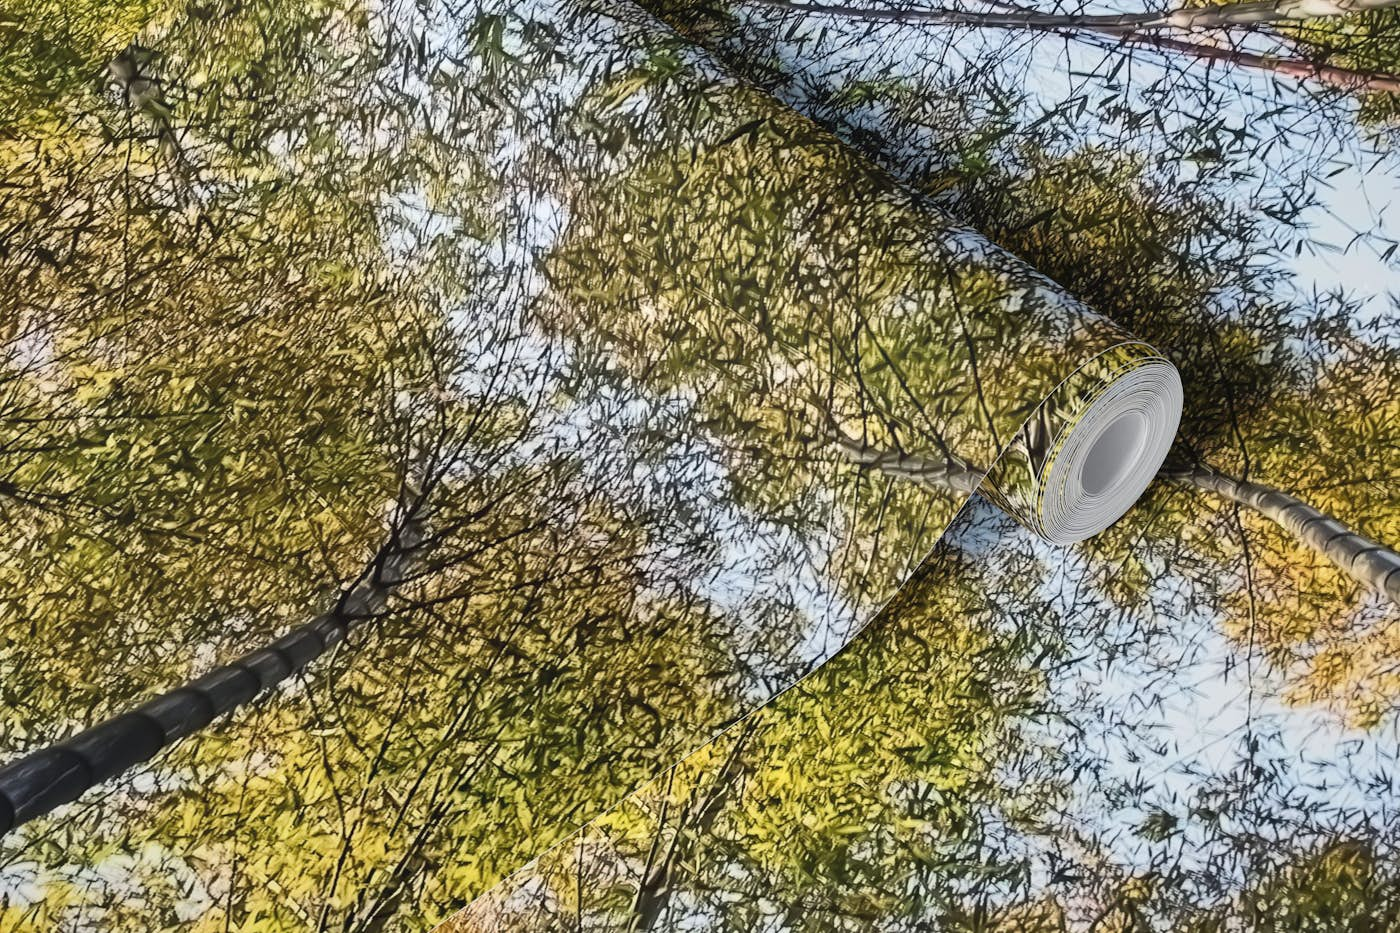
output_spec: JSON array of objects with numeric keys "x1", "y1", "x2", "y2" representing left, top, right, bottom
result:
[
  {"x1": 435, "y1": 6, "x2": 1400, "y2": 930},
  {"x1": 0, "y1": 0, "x2": 1296, "y2": 927},
  {"x1": 397, "y1": 0, "x2": 1182, "y2": 852}
]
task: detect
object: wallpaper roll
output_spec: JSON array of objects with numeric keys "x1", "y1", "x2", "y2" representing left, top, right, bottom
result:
[
  {"x1": 436, "y1": 0, "x2": 1183, "y2": 874},
  {"x1": 0, "y1": 0, "x2": 1181, "y2": 911},
  {"x1": 465, "y1": 0, "x2": 1182, "y2": 544},
  {"x1": 995, "y1": 343, "x2": 1182, "y2": 544}
]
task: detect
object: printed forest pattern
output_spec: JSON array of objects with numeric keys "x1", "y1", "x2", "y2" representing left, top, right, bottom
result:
[
  {"x1": 0, "y1": 0, "x2": 1398, "y2": 930},
  {"x1": 642, "y1": 0, "x2": 1400, "y2": 668},
  {"x1": 444, "y1": 2, "x2": 1400, "y2": 929},
  {"x1": 2, "y1": 0, "x2": 1169, "y2": 851}
]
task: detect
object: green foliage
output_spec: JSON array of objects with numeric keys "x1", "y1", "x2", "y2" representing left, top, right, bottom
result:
[
  {"x1": 1185, "y1": 840, "x2": 1400, "y2": 932},
  {"x1": 1281, "y1": 10, "x2": 1400, "y2": 124},
  {"x1": 0, "y1": 0, "x2": 171, "y2": 137},
  {"x1": 5, "y1": 1, "x2": 1400, "y2": 930}
]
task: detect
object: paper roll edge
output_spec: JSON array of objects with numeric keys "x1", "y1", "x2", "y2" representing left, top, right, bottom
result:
[{"x1": 985, "y1": 342, "x2": 1183, "y2": 545}]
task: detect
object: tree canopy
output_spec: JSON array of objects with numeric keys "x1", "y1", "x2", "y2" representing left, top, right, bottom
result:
[{"x1": 2, "y1": 0, "x2": 1398, "y2": 929}]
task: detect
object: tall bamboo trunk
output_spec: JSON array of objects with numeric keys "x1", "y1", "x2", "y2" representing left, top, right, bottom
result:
[
  {"x1": 746, "y1": 0, "x2": 1400, "y2": 93},
  {"x1": 0, "y1": 507, "x2": 427, "y2": 837},
  {"x1": 826, "y1": 427, "x2": 985, "y2": 496},
  {"x1": 1167, "y1": 464, "x2": 1400, "y2": 604},
  {"x1": 628, "y1": 724, "x2": 756, "y2": 932},
  {"x1": 828, "y1": 433, "x2": 1400, "y2": 606}
]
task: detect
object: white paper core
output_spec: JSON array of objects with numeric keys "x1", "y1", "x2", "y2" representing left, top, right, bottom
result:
[
  {"x1": 1079, "y1": 411, "x2": 1149, "y2": 497},
  {"x1": 1037, "y1": 359, "x2": 1183, "y2": 545}
]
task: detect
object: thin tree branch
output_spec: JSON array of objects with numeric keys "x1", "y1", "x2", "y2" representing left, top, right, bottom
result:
[
  {"x1": 1124, "y1": 30, "x2": 1400, "y2": 93},
  {"x1": 745, "y1": 0, "x2": 1400, "y2": 33}
]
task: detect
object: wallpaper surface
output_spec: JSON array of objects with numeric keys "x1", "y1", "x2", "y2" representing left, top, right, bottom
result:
[
  {"x1": 445, "y1": 2, "x2": 1400, "y2": 928},
  {"x1": 0, "y1": 0, "x2": 1397, "y2": 929}
]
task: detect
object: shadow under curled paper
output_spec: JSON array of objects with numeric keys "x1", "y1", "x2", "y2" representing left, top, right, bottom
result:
[{"x1": 8, "y1": 0, "x2": 1326, "y2": 927}]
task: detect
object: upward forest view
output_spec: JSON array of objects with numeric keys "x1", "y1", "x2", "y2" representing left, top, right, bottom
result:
[{"x1": 1, "y1": 0, "x2": 1398, "y2": 929}]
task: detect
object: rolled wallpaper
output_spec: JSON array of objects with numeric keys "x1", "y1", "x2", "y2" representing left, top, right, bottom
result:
[
  {"x1": 0, "y1": 0, "x2": 1194, "y2": 925},
  {"x1": 470, "y1": 0, "x2": 1182, "y2": 547},
  {"x1": 422, "y1": 0, "x2": 1181, "y2": 897}
]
